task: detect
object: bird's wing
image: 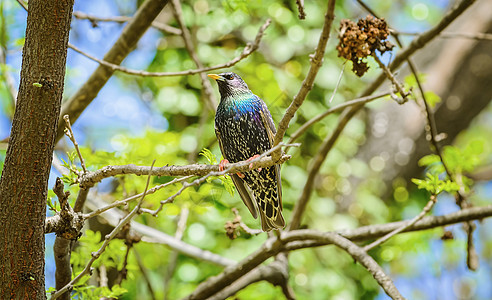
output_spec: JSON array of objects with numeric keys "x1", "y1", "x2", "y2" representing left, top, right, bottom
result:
[
  {"x1": 230, "y1": 174, "x2": 258, "y2": 219},
  {"x1": 259, "y1": 99, "x2": 278, "y2": 139},
  {"x1": 258, "y1": 100, "x2": 283, "y2": 209},
  {"x1": 215, "y1": 128, "x2": 258, "y2": 219}
]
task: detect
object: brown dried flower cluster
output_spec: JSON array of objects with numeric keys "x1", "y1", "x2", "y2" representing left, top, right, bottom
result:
[
  {"x1": 337, "y1": 15, "x2": 394, "y2": 77},
  {"x1": 224, "y1": 220, "x2": 239, "y2": 240}
]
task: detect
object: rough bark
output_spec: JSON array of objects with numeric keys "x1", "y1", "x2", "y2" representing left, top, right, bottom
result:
[
  {"x1": 0, "y1": 0, "x2": 74, "y2": 299},
  {"x1": 52, "y1": 2, "x2": 170, "y2": 297}
]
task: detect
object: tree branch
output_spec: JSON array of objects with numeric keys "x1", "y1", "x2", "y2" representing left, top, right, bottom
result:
[
  {"x1": 183, "y1": 236, "x2": 285, "y2": 299},
  {"x1": 66, "y1": 19, "x2": 271, "y2": 78},
  {"x1": 72, "y1": 11, "x2": 182, "y2": 35},
  {"x1": 45, "y1": 178, "x2": 84, "y2": 238},
  {"x1": 184, "y1": 204, "x2": 492, "y2": 299},
  {"x1": 273, "y1": 0, "x2": 336, "y2": 160},
  {"x1": 170, "y1": 0, "x2": 217, "y2": 110},
  {"x1": 289, "y1": 108, "x2": 358, "y2": 230},
  {"x1": 81, "y1": 176, "x2": 192, "y2": 220},
  {"x1": 164, "y1": 207, "x2": 189, "y2": 300},
  {"x1": 63, "y1": 115, "x2": 87, "y2": 173},
  {"x1": 363, "y1": 194, "x2": 436, "y2": 252},
  {"x1": 288, "y1": 0, "x2": 477, "y2": 230},
  {"x1": 357, "y1": 0, "x2": 479, "y2": 270},
  {"x1": 295, "y1": 0, "x2": 306, "y2": 20},
  {"x1": 52, "y1": 161, "x2": 156, "y2": 299},
  {"x1": 78, "y1": 144, "x2": 294, "y2": 189},
  {"x1": 284, "y1": 231, "x2": 404, "y2": 299},
  {"x1": 287, "y1": 91, "x2": 391, "y2": 145},
  {"x1": 394, "y1": 30, "x2": 492, "y2": 41},
  {"x1": 84, "y1": 195, "x2": 235, "y2": 267},
  {"x1": 208, "y1": 254, "x2": 294, "y2": 300}
]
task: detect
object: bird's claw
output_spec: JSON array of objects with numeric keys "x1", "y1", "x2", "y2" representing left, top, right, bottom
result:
[
  {"x1": 220, "y1": 160, "x2": 246, "y2": 178},
  {"x1": 219, "y1": 159, "x2": 229, "y2": 172},
  {"x1": 247, "y1": 155, "x2": 262, "y2": 172}
]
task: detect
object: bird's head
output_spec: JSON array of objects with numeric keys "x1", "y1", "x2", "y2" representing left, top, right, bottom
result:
[{"x1": 207, "y1": 72, "x2": 250, "y2": 97}]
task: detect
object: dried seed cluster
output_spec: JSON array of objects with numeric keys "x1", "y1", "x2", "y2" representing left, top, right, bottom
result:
[
  {"x1": 337, "y1": 15, "x2": 394, "y2": 77},
  {"x1": 224, "y1": 220, "x2": 239, "y2": 240}
]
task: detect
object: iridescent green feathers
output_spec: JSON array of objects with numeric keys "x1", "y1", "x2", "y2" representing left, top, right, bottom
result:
[{"x1": 209, "y1": 72, "x2": 285, "y2": 231}]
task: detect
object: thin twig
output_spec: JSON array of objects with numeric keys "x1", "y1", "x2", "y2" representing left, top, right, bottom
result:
[
  {"x1": 295, "y1": 0, "x2": 306, "y2": 19},
  {"x1": 164, "y1": 207, "x2": 189, "y2": 300},
  {"x1": 363, "y1": 195, "x2": 437, "y2": 252},
  {"x1": 134, "y1": 248, "x2": 157, "y2": 300},
  {"x1": 234, "y1": 211, "x2": 263, "y2": 236},
  {"x1": 85, "y1": 195, "x2": 235, "y2": 267},
  {"x1": 209, "y1": 254, "x2": 293, "y2": 300},
  {"x1": 328, "y1": 63, "x2": 346, "y2": 104},
  {"x1": 52, "y1": 161, "x2": 156, "y2": 299},
  {"x1": 372, "y1": 55, "x2": 410, "y2": 104},
  {"x1": 67, "y1": 19, "x2": 271, "y2": 78},
  {"x1": 0, "y1": 45, "x2": 17, "y2": 112},
  {"x1": 147, "y1": 143, "x2": 296, "y2": 216},
  {"x1": 287, "y1": 91, "x2": 391, "y2": 145},
  {"x1": 82, "y1": 176, "x2": 192, "y2": 220},
  {"x1": 115, "y1": 244, "x2": 132, "y2": 285},
  {"x1": 394, "y1": 30, "x2": 492, "y2": 41},
  {"x1": 272, "y1": 0, "x2": 336, "y2": 160},
  {"x1": 170, "y1": 0, "x2": 217, "y2": 110},
  {"x1": 231, "y1": 208, "x2": 262, "y2": 236},
  {"x1": 55, "y1": 0, "x2": 169, "y2": 143},
  {"x1": 72, "y1": 11, "x2": 182, "y2": 35},
  {"x1": 184, "y1": 203, "x2": 492, "y2": 299},
  {"x1": 283, "y1": 232, "x2": 405, "y2": 299},
  {"x1": 358, "y1": 0, "x2": 478, "y2": 270},
  {"x1": 289, "y1": 108, "x2": 358, "y2": 230},
  {"x1": 63, "y1": 115, "x2": 87, "y2": 173}
]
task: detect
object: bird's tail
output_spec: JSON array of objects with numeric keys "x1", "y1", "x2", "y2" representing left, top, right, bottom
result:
[{"x1": 253, "y1": 182, "x2": 285, "y2": 231}]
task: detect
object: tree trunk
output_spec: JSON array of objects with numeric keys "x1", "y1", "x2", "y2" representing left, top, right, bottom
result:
[{"x1": 0, "y1": 1, "x2": 74, "y2": 298}]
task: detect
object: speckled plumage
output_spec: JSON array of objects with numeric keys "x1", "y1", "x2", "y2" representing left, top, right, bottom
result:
[{"x1": 209, "y1": 72, "x2": 285, "y2": 231}]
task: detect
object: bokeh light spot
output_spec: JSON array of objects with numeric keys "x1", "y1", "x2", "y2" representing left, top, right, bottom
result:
[{"x1": 412, "y1": 3, "x2": 429, "y2": 20}]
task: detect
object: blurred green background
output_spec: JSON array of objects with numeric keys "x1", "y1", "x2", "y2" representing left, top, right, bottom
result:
[{"x1": 1, "y1": 0, "x2": 491, "y2": 299}]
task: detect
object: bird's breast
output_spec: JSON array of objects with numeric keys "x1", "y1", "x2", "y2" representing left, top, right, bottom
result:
[{"x1": 215, "y1": 108, "x2": 270, "y2": 163}]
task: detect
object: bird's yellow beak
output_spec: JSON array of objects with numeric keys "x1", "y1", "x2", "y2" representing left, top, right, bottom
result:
[{"x1": 207, "y1": 74, "x2": 223, "y2": 81}]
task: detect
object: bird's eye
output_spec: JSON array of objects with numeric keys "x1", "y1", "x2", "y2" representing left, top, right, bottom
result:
[{"x1": 224, "y1": 74, "x2": 233, "y2": 80}]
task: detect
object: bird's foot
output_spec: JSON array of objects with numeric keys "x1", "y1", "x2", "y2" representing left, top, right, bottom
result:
[
  {"x1": 220, "y1": 159, "x2": 245, "y2": 178},
  {"x1": 219, "y1": 159, "x2": 229, "y2": 172},
  {"x1": 246, "y1": 154, "x2": 262, "y2": 172}
]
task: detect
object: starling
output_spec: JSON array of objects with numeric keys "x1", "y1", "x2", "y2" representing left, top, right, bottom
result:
[{"x1": 208, "y1": 72, "x2": 285, "y2": 231}]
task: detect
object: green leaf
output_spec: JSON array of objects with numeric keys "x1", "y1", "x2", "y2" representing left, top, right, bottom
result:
[
  {"x1": 68, "y1": 150, "x2": 77, "y2": 165},
  {"x1": 404, "y1": 73, "x2": 427, "y2": 88},
  {"x1": 200, "y1": 148, "x2": 217, "y2": 165},
  {"x1": 220, "y1": 175, "x2": 235, "y2": 196},
  {"x1": 107, "y1": 285, "x2": 128, "y2": 297},
  {"x1": 46, "y1": 196, "x2": 58, "y2": 212},
  {"x1": 418, "y1": 154, "x2": 440, "y2": 167},
  {"x1": 411, "y1": 173, "x2": 459, "y2": 195},
  {"x1": 424, "y1": 91, "x2": 441, "y2": 108}
]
